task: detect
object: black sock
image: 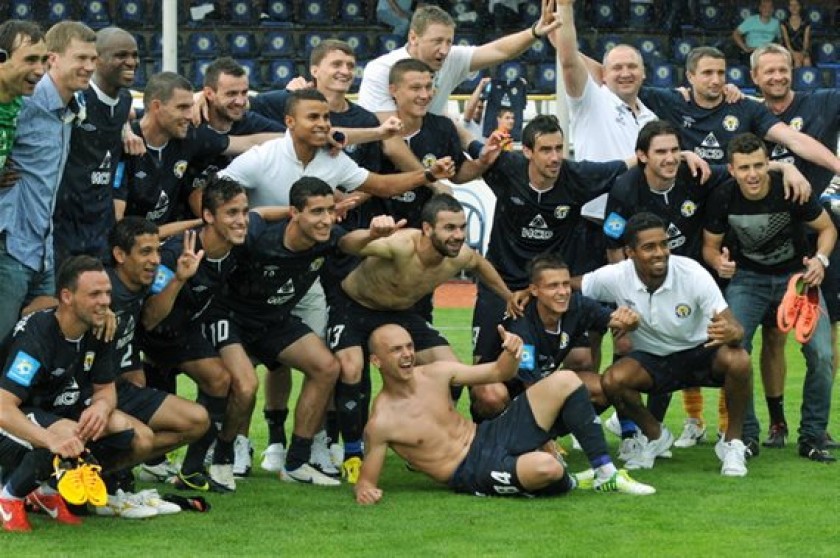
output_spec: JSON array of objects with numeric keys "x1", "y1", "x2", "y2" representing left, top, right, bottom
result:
[
  {"x1": 213, "y1": 438, "x2": 235, "y2": 465},
  {"x1": 264, "y1": 409, "x2": 289, "y2": 446},
  {"x1": 766, "y1": 395, "x2": 786, "y2": 426},
  {"x1": 336, "y1": 381, "x2": 364, "y2": 453},
  {"x1": 285, "y1": 435, "x2": 312, "y2": 470},
  {"x1": 5, "y1": 448, "x2": 52, "y2": 498},
  {"x1": 181, "y1": 392, "x2": 225, "y2": 475},
  {"x1": 326, "y1": 411, "x2": 339, "y2": 444},
  {"x1": 647, "y1": 392, "x2": 673, "y2": 423},
  {"x1": 531, "y1": 472, "x2": 574, "y2": 497},
  {"x1": 554, "y1": 385, "x2": 611, "y2": 469}
]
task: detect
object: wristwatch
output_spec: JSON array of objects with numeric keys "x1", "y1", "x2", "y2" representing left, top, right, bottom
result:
[{"x1": 815, "y1": 253, "x2": 830, "y2": 268}]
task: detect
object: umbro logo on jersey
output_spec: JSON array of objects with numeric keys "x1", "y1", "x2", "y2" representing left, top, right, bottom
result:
[
  {"x1": 701, "y1": 133, "x2": 720, "y2": 148},
  {"x1": 528, "y1": 215, "x2": 548, "y2": 229}
]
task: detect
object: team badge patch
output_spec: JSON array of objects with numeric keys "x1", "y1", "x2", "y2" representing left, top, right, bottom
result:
[
  {"x1": 521, "y1": 344, "x2": 535, "y2": 370},
  {"x1": 722, "y1": 115, "x2": 739, "y2": 132},
  {"x1": 7, "y1": 351, "x2": 41, "y2": 387},
  {"x1": 680, "y1": 200, "x2": 697, "y2": 217},
  {"x1": 603, "y1": 212, "x2": 627, "y2": 240},
  {"x1": 173, "y1": 160, "x2": 188, "y2": 179},
  {"x1": 421, "y1": 154, "x2": 437, "y2": 168},
  {"x1": 310, "y1": 257, "x2": 324, "y2": 271},
  {"x1": 675, "y1": 304, "x2": 692, "y2": 318},
  {"x1": 559, "y1": 332, "x2": 570, "y2": 350},
  {"x1": 554, "y1": 206, "x2": 570, "y2": 219},
  {"x1": 83, "y1": 351, "x2": 96, "y2": 372},
  {"x1": 789, "y1": 117, "x2": 803, "y2": 131}
]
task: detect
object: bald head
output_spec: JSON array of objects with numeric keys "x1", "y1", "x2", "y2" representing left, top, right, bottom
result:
[
  {"x1": 368, "y1": 324, "x2": 411, "y2": 356},
  {"x1": 601, "y1": 44, "x2": 645, "y2": 103},
  {"x1": 93, "y1": 26, "x2": 138, "y2": 95},
  {"x1": 96, "y1": 26, "x2": 134, "y2": 53}
]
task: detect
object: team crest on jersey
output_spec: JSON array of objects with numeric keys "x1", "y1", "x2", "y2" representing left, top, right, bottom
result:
[
  {"x1": 680, "y1": 200, "x2": 697, "y2": 217},
  {"x1": 559, "y1": 332, "x2": 570, "y2": 350},
  {"x1": 681, "y1": 115, "x2": 695, "y2": 129},
  {"x1": 674, "y1": 304, "x2": 692, "y2": 318},
  {"x1": 173, "y1": 160, "x2": 188, "y2": 179},
  {"x1": 83, "y1": 351, "x2": 96, "y2": 372},
  {"x1": 310, "y1": 257, "x2": 324, "y2": 272},
  {"x1": 789, "y1": 117, "x2": 804, "y2": 131},
  {"x1": 554, "y1": 206, "x2": 570, "y2": 219},
  {"x1": 421, "y1": 154, "x2": 437, "y2": 168},
  {"x1": 722, "y1": 115, "x2": 739, "y2": 132}
]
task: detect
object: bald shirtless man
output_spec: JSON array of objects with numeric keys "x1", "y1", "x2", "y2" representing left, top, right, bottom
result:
[
  {"x1": 328, "y1": 194, "x2": 515, "y2": 482},
  {"x1": 354, "y1": 324, "x2": 655, "y2": 503}
]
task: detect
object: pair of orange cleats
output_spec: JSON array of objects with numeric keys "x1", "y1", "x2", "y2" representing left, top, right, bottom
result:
[{"x1": 777, "y1": 272, "x2": 824, "y2": 344}]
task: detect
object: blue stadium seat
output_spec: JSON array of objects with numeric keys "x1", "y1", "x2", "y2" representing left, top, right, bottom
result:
[
  {"x1": 133, "y1": 33, "x2": 147, "y2": 59},
  {"x1": 793, "y1": 67, "x2": 822, "y2": 91},
  {"x1": 649, "y1": 62, "x2": 676, "y2": 88},
  {"x1": 133, "y1": 62, "x2": 148, "y2": 89},
  {"x1": 340, "y1": 33, "x2": 371, "y2": 60},
  {"x1": 377, "y1": 34, "x2": 403, "y2": 56},
  {"x1": 301, "y1": 0, "x2": 332, "y2": 24},
  {"x1": 268, "y1": 59, "x2": 297, "y2": 88},
  {"x1": 498, "y1": 61, "x2": 525, "y2": 83},
  {"x1": 237, "y1": 59, "x2": 262, "y2": 89},
  {"x1": 117, "y1": 0, "x2": 147, "y2": 28},
  {"x1": 46, "y1": 1, "x2": 74, "y2": 23},
  {"x1": 302, "y1": 33, "x2": 328, "y2": 59},
  {"x1": 534, "y1": 63, "x2": 557, "y2": 94},
  {"x1": 82, "y1": 1, "x2": 110, "y2": 28},
  {"x1": 594, "y1": 35, "x2": 622, "y2": 61},
  {"x1": 352, "y1": 60, "x2": 367, "y2": 91},
  {"x1": 263, "y1": 31, "x2": 297, "y2": 58},
  {"x1": 525, "y1": 38, "x2": 552, "y2": 62},
  {"x1": 834, "y1": 68, "x2": 840, "y2": 89},
  {"x1": 521, "y1": 1, "x2": 541, "y2": 25},
  {"x1": 263, "y1": 0, "x2": 294, "y2": 25},
  {"x1": 229, "y1": 0, "x2": 257, "y2": 25},
  {"x1": 228, "y1": 31, "x2": 259, "y2": 58},
  {"x1": 450, "y1": 1, "x2": 479, "y2": 28},
  {"x1": 804, "y1": 6, "x2": 829, "y2": 32},
  {"x1": 628, "y1": 1, "x2": 655, "y2": 29},
  {"x1": 733, "y1": 6, "x2": 752, "y2": 24},
  {"x1": 188, "y1": 31, "x2": 220, "y2": 59},
  {"x1": 454, "y1": 32, "x2": 477, "y2": 48},
  {"x1": 672, "y1": 37, "x2": 698, "y2": 65},
  {"x1": 726, "y1": 65, "x2": 750, "y2": 88},
  {"x1": 773, "y1": 7, "x2": 787, "y2": 21},
  {"x1": 697, "y1": 2, "x2": 727, "y2": 30},
  {"x1": 192, "y1": 59, "x2": 214, "y2": 89},
  {"x1": 456, "y1": 71, "x2": 483, "y2": 94},
  {"x1": 150, "y1": 33, "x2": 184, "y2": 57},
  {"x1": 815, "y1": 42, "x2": 837, "y2": 65},
  {"x1": 9, "y1": 0, "x2": 33, "y2": 20},
  {"x1": 339, "y1": 0, "x2": 368, "y2": 25},
  {"x1": 593, "y1": 0, "x2": 618, "y2": 28},
  {"x1": 634, "y1": 36, "x2": 665, "y2": 65}
]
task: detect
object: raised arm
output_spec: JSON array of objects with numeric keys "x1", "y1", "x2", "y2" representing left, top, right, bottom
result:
[
  {"x1": 447, "y1": 325, "x2": 522, "y2": 385},
  {"x1": 338, "y1": 215, "x2": 407, "y2": 256},
  {"x1": 547, "y1": 0, "x2": 590, "y2": 98},
  {"x1": 141, "y1": 231, "x2": 205, "y2": 331}
]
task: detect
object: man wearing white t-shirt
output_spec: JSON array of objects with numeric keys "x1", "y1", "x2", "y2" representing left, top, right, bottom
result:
[
  {"x1": 358, "y1": 1, "x2": 561, "y2": 172},
  {"x1": 579, "y1": 212, "x2": 753, "y2": 477}
]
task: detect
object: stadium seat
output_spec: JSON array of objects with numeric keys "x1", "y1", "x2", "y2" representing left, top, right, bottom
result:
[
  {"x1": 340, "y1": 33, "x2": 371, "y2": 60},
  {"x1": 498, "y1": 61, "x2": 525, "y2": 83},
  {"x1": 594, "y1": 35, "x2": 622, "y2": 61},
  {"x1": 82, "y1": 1, "x2": 110, "y2": 28},
  {"x1": 133, "y1": 33, "x2": 147, "y2": 59},
  {"x1": 534, "y1": 63, "x2": 557, "y2": 94},
  {"x1": 267, "y1": 59, "x2": 297, "y2": 88},
  {"x1": 188, "y1": 31, "x2": 220, "y2": 59},
  {"x1": 697, "y1": 2, "x2": 727, "y2": 30},
  {"x1": 450, "y1": 1, "x2": 479, "y2": 28},
  {"x1": 377, "y1": 34, "x2": 403, "y2": 56},
  {"x1": 634, "y1": 36, "x2": 665, "y2": 65},
  {"x1": 815, "y1": 41, "x2": 837, "y2": 65},
  {"x1": 262, "y1": 0, "x2": 294, "y2": 25},
  {"x1": 150, "y1": 32, "x2": 184, "y2": 57},
  {"x1": 456, "y1": 71, "x2": 483, "y2": 94},
  {"x1": 46, "y1": 0, "x2": 74, "y2": 23},
  {"x1": 228, "y1": 31, "x2": 259, "y2": 58},
  {"x1": 9, "y1": 0, "x2": 33, "y2": 20},
  {"x1": 302, "y1": 33, "x2": 328, "y2": 59},
  {"x1": 460, "y1": 201, "x2": 487, "y2": 255},
  {"x1": 117, "y1": 0, "x2": 147, "y2": 28},
  {"x1": 804, "y1": 6, "x2": 829, "y2": 32},
  {"x1": 726, "y1": 65, "x2": 750, "y2": 88},
  {"x1": 649, "y1": 62, "x2": 676, "y2": 88},
  {"x1": 191, "y1": 59, "x2": 214, "y2": 89},
  {"x1": 733, "y1": 6, "x2": 752, "y2": 24},
  {"x1": 352, "y1": 60, "x2": 367, "y2": 91},
  {"x1": 793, "y1": 67, "x2": 822, "y2": 91},
  {"x1": 229, "y1": 0, "x2": 257, "y2": 25},
  {"x1": 773, "y1": 7, "x2": 787, "y2": 21},
  {"x1": 672, "y1": 37, "x2": 698, "y2": 65},
  {"x1": 525, "y1": 38, "x2": 552, "y2": 62},
  {"x1": 520, "y1": 1, "x2": 541, "y2": 25},
  {"x1": 263, "y1": 31, "x2": 297, "y2": 58},
  {"x1": 339, "y1": 0, "x2": 368, "y2": 25},
  {"x1": 237, "y1": 59, "x2": 262, "y2": 89},
  {"x1": 301, "y1": 0, "x2": 332, "y2": 24},
  {"x1": 628, "y1": 1, "x2": 655, "y2": 29},
  {"x1": 592, "y1": 0, "x2": 618, "y2": 28},
  {"x1": 454, "y1": 32, "x2": 477, "y2": 49},
  {"x1": 133, "y1": 62, "x2": 148, "y2": 89}
]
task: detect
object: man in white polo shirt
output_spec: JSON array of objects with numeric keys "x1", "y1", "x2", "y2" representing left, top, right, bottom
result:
[{"x1": 579, "y1": 212, "x2": 753, "y2": 477}]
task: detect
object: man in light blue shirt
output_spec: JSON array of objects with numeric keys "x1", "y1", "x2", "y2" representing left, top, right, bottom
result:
[
  {"x1": 0, "y1": 21, "x2": 97, "y2": 341},
  {"x1": 732, "y1": 0, "x2": 781, "y2": 59}
]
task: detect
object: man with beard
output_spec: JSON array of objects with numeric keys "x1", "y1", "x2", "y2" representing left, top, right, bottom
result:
[
  {"x1": 328, "y1": 194, "x2": 516, "y2": 483},
  {"x1": 581, "y1": 212, "x2": 752, "y2": 477}
]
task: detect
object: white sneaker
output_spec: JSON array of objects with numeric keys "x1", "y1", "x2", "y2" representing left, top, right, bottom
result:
[
  {"x1": 719, "y1": 439, "x2": 748, "y2": 477},
  {"x1": 674, "y1": 418, "x2": 707, "y2": 448},
  {"x1": 625, "y1": 427, "x2": 674, "y2": 470},
  {"x1": 594, "y1": 469, "x2": 656, "y2": 495},
  {"x1": 329, "y1": 442, "x2": 345, "y2": 468},
  {"x1": 605, "y1": 411, "x2": 622, "y2": 437},
  {"x1": 261, "y1": 443, "x2": 286, "y2": 472},
  {"x1": 619, "y1": 435, "x2": 645, "y2": 462},
  {"x1": 281, "y1": 463, "x2": 341, "y2": 486},
  {"x1": 133, "y1": 489, "x2": 181, "y2": 515},
  {"x1": 232, "y1": 435, "x2": 253, "y2": 477},
  {"x1": 311, "y1": 432, "x2": 340, "y2": 477},
  {"x1": 135, "y1": 457, "x2": 179, "y2": 483},
  {"x1": 95, "y1": 490, "x2": 158, "y2": 519},
  {"x1": 209, "y1": 463, "x2": 237, "y2": 491}
]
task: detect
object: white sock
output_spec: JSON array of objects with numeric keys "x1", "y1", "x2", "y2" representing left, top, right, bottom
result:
[{"x1": 595, "y1": 462, "x2": 618, "y2": 481}]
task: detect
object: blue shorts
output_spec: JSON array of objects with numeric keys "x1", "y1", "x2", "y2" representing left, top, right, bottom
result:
[{"x1": 623, "y1": 344, "x2": 725, "y2": 394}]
